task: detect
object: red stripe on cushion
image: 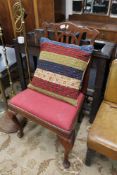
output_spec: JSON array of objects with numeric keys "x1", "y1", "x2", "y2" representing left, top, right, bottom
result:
[
  {"x1": 41, "y1": 42, "x2": 90, "y2": 62},
  {"x1": 31, "y1": 76, "x2": 79, "y2": 99}
]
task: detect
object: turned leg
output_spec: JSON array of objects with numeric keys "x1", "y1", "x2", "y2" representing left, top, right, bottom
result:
[
  {"x1": 85, "y1": 148, "x2": 95, "y2": 166},
  {"x1": 58, "y1": 130, "x2": 75, "y2": 169},
  {"x1": 5, "y1": 110, "x2": 24, "y2": 138}
]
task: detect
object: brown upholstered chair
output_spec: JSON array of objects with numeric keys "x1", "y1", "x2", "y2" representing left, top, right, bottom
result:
[
  {"x1": 5, "y1": 22, "x2": 99, "y2": 168},
  {"x1": 85, "y1": 59, "x2": 117, "y2": 166}
]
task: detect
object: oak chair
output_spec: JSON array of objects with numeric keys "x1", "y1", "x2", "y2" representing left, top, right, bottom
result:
[
  {"x1": 6, "y1": 22, "x2": 99, "y2": 168},
  {"x1": 85, "y1": 59, "x2": 117, "y2": 166}
]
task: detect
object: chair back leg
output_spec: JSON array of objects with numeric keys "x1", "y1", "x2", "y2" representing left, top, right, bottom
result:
[
  {"x1": 85, "y1": 148, "x2": 95, "y2": 166},
  {"x1": 6, "y1": 110, "x2": 24, "y2": 138}
]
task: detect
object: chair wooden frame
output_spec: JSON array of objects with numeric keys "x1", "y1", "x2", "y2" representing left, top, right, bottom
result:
[{"x1": 6, "y1": 22, "x2": 99, "y2": 168}]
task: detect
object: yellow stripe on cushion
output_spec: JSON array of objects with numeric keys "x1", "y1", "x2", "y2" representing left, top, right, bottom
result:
[
  {"x1": 40, "y1": 51, "x2": 87, "y2": 70},
  {"x1": 34, "y1": 68, "x2": 81, "y2": 90},
  {"x1": 28, "y1": 84, "x2": 78, "y2": 106}
]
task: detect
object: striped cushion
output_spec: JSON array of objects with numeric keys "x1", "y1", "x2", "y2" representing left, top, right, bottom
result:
[{"x1": 28, "y1": 37, "x2": 93, "y2": 106}]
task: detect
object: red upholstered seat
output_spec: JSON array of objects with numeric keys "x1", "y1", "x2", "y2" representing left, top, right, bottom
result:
[{"x1": 9, "y1": 89, "x2": 85, "y2": 131}]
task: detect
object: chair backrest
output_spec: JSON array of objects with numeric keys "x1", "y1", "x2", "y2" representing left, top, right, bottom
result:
[
  {"x1": 41, "y1": 22, "x2": 99, "y2": 95},
  {"x1": 42, "y1": 22, "x2": 99, "y2": 45},
  {"x1": 104, "y1": 59, "x2": 117, "y2": 104}
]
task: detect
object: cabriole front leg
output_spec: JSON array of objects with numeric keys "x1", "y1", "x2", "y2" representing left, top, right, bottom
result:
[{"x1": 58, "y1": 130, "x2": 75, "y2": 169}]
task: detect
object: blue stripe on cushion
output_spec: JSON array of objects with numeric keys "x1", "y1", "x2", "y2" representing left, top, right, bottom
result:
[
  {"x1": 37, "y1": 60, "x2": 83, "y2": 79},
  {"x1": 40, "y1": 37, "x2": 94, "y2": 53}
]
